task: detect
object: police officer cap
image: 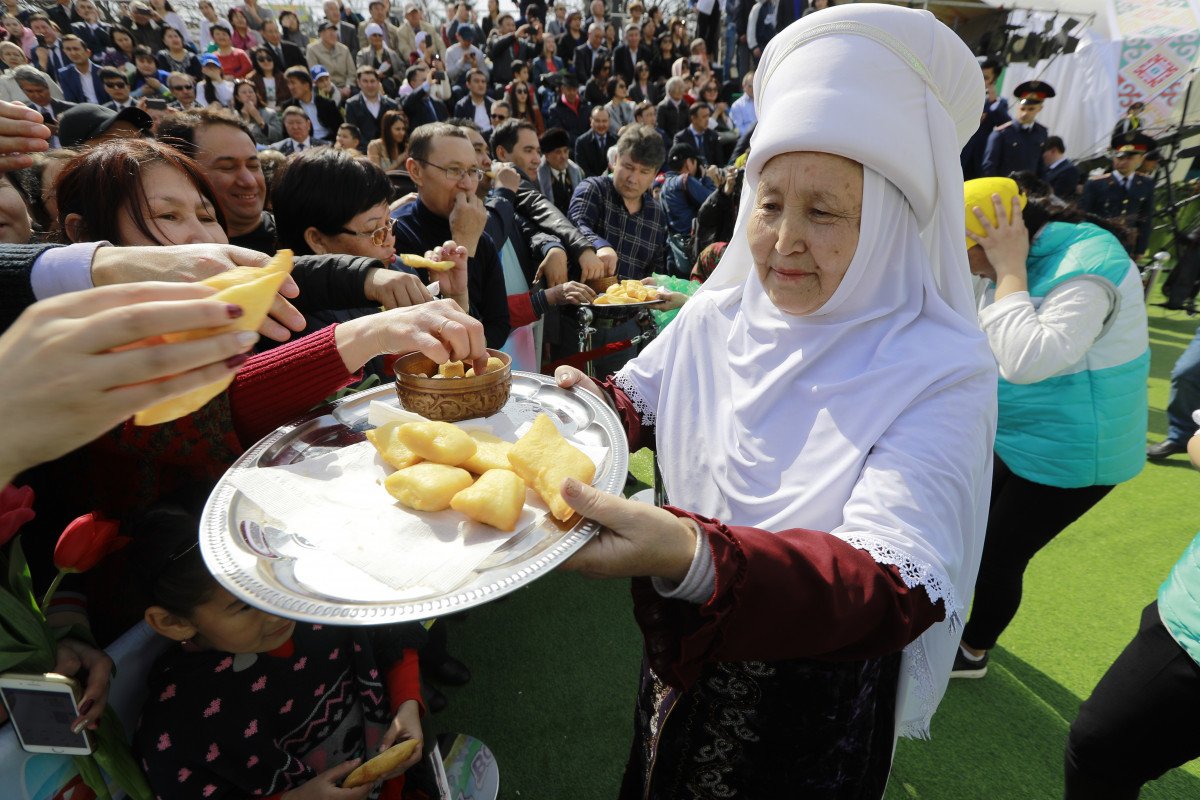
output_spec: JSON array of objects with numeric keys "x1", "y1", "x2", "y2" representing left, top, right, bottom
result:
[
  {"x1": 1111, "y1": 131, "x2": 1156, "y2": 155},
  {"x1": 1014, "y1": 80, "x2": 1056, "y2": 104}
]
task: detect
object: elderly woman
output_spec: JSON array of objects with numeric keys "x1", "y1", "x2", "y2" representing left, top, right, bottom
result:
[{"x1": 554, "y1": 6, "x2": 997, "y2": 796}]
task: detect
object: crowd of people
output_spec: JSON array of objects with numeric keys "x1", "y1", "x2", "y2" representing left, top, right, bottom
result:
[{"x1": 0, "y1": 1, "x2": 1196, "y2": 799}]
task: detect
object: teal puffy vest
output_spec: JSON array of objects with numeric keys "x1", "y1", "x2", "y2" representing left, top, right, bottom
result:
[{"x1": 993, "y1": 222, "x2": 1149, "y2": 488}]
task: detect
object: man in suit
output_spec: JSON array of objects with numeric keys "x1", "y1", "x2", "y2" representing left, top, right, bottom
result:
[
  {"x1": 1042, "y1": 136, "x2": 1080, "y2": 199},
  {"x1": 342, "y1": 65, "x2": 397, "y2": 152},
  {"x1": 453, "y1": 68, "x2": 493, "y2": 133},
  {"x1": 574, "y1": 106, "x2": 617, "y2": 177},
  {"x1": 57, "y1": 34, "x2": 107, "y2": 105},
  {"x1": 537, "y1": 127, "x2": 584, "y2": 211},
  {"x1": 28, "y1": 14, "x2": 68, "y2": 80},
  {"x1": 656, "y1": 76, "x2": 690, "y2": 140},
  {"x1": 401, "y1": 64, "x2": 449, "y2": 128},
  {"x1": 260, "y1": 19, "x2": 307, "y2": 70},
  {"x1": 322, "y1": 0, "x2": 359, "y2": 55},
  {"x1": 961, "y1": 58, "x2": 1010, "y2": 181},
  {"x1": 271, "y1": 106, "x2": 323, "y2": 154},
  {"x1": 70, "y1": 0, "x2": 110, "y2": 54},
  {"x1": 14, "y1": 66, "x2": 73, "y2": 147},
  {"x1": 281, "y1": 65, "x2": 343, "y2": 143},
  {"x1": 573, "y1": 23, "x2": 607, "y2": 79},
  {"x1": 46, "y1": 0, "x2": 81, "y2": 37},
  {"x1": 1080, "y1": 131, "x2": 1158, "y2": 259},
  {"x1": 545, "y1": 74, "x2": 589, "y2": 148},
  {"x1": 611, "y1": 23, "x2": 649, "y2": 84},
  {"x1": 983, "y1": 80, "x2": 1054, "y2": 179},
  {"x1": 487, "y1": 14, "x2": 535, "y2": 89},
  {"x1": 673, "y1": 102, "x2": 720, "y2": 166}
]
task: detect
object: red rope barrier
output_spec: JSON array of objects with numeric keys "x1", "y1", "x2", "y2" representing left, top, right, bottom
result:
[{"x1": 542, "y1": 339, "x2": 635, "y2": 373}]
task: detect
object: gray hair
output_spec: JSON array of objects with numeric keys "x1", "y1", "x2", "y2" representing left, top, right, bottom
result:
[
  {"x1": 13, "y1": 65, "x2": 49, "y2": 88},
  {"x1": 665, "y1": 76, "x2": 685, "y2": 94},
  {"x1": 588, "y1": 22, "x2": 604, "y2": 35}
]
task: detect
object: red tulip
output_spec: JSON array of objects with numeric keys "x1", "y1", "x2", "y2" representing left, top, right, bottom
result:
[
  {"x1": 0, "y1": 484, "x2": 35, "y2": 550},
  {"x1": 53, "y1": 513, "x2": 131, "y2": 574}
]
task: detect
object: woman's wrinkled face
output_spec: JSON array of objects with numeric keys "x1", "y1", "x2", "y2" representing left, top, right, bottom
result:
[{"x1": 748, "y1": 152, "x2": 862, "y2": 315}]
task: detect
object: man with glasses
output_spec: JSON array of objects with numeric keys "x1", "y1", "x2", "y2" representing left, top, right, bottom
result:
[
  {"x1": 1080, "y1": 131, "x2": 1157, "y2": 260},
  {"x1": 98, "y1": 67, "x2": 134, "y2": 110},
  {"x1": 489, "y1": 101, "x2": 510, "y2": 127},
  {"x1": 166, "y1": 72, "x2": 200, "y2": 111},
  {"x1": 392, "y1": 121, "x2": 510, "y2": 348},
  {"x1": 453, "y1": 68, "x2": 493, "y2": 134}
]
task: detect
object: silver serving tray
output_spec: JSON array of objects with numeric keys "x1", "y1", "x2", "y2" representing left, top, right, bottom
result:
[{"x1": 199, "y1": 372, "x2": 628, "y2": 624}]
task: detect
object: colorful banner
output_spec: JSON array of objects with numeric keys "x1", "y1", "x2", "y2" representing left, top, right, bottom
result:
[{"x1": 1115, "y1": 0, "x2": 1200, "y2": 122}]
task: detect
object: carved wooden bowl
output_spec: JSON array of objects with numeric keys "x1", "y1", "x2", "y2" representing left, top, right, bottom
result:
[{"x1": 392, "y1": 349, "x2": 513, "y2": 422}]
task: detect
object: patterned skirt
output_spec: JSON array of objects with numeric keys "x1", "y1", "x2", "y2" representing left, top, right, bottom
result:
[{"x1": 617, "y1": 653, "x2": 902, "y2": 800}]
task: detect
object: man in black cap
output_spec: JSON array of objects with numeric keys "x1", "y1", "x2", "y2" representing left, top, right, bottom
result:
[
  {"x1": 983, "y1": 80, "x2": 1054, "y2": 179},
  {"x1": 1080, "y1": 131, "x2": 1157, "y2": 259},
  {"x1": 660, "y1": 141, "x2": 718, "y2": 276},
  {"x1": 545, "y1": 74, "x2": 590, "y2": 148},
  {"x1": 537, "y1": 126, "x2": 583, "y2": 211},
  {"x1": 57, "y1": 102, "x2": 151, "y2": 149}
]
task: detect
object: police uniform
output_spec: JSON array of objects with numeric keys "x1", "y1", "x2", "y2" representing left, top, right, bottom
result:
[
  {"x1": 981, "y1": 80, "x2": 1055, "y2": 179},
  {"x1": 1079, "y1": 131, "x2": 1158, "y2": 256}
]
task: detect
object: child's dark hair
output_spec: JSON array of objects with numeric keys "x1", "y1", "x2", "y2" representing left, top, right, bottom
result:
[
  {"x1": 1011, "y1": 170, "x2": 1129, "y2": 243},
  {"x1": 127, "y1": 504, "x2": 217, "y2": 617}
]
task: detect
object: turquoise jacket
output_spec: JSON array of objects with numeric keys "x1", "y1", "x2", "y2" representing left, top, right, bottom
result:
[
  {"x1": 993, "y1": 222, "x2": 1149, "y2": 488},
  {"x1": 1160, "y1": 531, "x2": 1200, "y2": 667}
]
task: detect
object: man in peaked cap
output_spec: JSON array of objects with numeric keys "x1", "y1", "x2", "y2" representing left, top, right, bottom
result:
[
  {"x1": 1080, "y1": 130, "x2": 1158, "y2": 259},
  {"x1": 982, "y1": 79, "x2": 1055, "y2": 179}
]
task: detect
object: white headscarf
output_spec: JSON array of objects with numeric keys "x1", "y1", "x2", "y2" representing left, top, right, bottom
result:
[{"x1": 614, "y1": 5, "x2": 998, "y2": 738}]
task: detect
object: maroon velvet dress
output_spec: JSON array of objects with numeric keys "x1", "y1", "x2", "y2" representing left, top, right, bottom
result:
[{"x1": 601, "y1": 379, "x2": 945, "y2": 800}]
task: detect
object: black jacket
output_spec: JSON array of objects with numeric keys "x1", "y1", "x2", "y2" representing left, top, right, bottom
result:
[
  {"x1": 279, "y1": 94, "x2": 343, "y2": 143},
  {"x1": 262, "y1": 39, "x2": 308, "y2": 70},
  {"x1": 1044, "y1": 158, "x2": 1081, "y2": 199},
  {"x1": 401, "y1": 87, "x2": 449, "y2": 129},
  {"x1": 674, "y1": 125, "x2": 721, "y2": 166},
  {"x1": 611, "y1": 43, "x2": 650, "y2": 84},
  {"x1": 512, "y1": 168, "x2": 595, "y2": 263},
  {"x1": 656, "y1": 96, "x2": 689, "y2": 139},
  {"x1": 574, "y1": 129, "x2": 617, "y2": 178},
  {"x1": 343, "y1": 93, "x2": 398, "y2": 152}
]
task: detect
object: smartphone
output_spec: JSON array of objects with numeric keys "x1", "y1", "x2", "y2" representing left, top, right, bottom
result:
[
  {"x1": 146, "y1": 97, "x2": 167, "y2": 110},
  {"x1": 0, "y1": 673, "x2": 92, "y2": 756}
]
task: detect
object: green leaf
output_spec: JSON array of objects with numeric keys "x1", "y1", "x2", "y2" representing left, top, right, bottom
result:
[
  {"x1": 0, "y1": 641, "x2": 45, "y2": 673},
  {"x1": 6, "y1": 536, "x2": 38, "y2": 613},
  {"x1": 91, "y1": 707, "x2": 153, "y2": 800},
  {"x1": 72, "y1": 754, "x2": 114, "y2": 800},
  {"x1": 0, "y1": 589, "x2": 55, "y2": 664}
]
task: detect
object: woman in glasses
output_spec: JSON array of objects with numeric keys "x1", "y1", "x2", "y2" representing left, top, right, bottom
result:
[
  {"x1": 249, "y1": 45, "x2": 289, "y2": 108},
  {"x1": 604, "y1": 74, "x2": 635, "y2": 130},
  {"x1": 366, "y1": 107, "x2": 410, "y2": 171},
  {"x1": 155, "y1": 26, "x2": 200, "y2": 80},
  {"x1": 232, "y1": 79, "x2": 281, "y2": 146},
  {"x1": 503, "y1": 78, "x2": 544, "y2": 134}
]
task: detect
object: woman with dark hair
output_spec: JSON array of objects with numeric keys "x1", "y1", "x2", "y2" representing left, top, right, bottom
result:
[
  {"x1": 277, "y1": 10, "x2": 307, "y2": 50},
  {"x1": 104, "y1": 25, "x2": 138, "y2": 77},
  {"x1": 504, "y1": 78, "x2": 544, "y2": 134},
  {"x1": 232, "y1": 79, "x2": 281, "y2": 145},
  {"x1": 629, "y1": 59, "x2": 656, "y2": 104},
  {"x1": 367, "y1": 107, "x2": 409, "y2": 171},
  {"x1": 270, "y1": 147, "x2": 396, "y2": 265},
  {"x1": 650, "y1": 33, "x2": 675, "y2": 83},
  {"x1": 226, "y1": 8, "x2": 259, "y2": 52},
  {"x1": 605, "y1": 74, "x2": 634, "y2": 129},
  {"x1": 584, "y1": 56, "x2": 610, "y2": 107},
  {"x1": 481, "y1": 0, "x2": 501, "y2": 39},
  {"x1": 669, "y1": 18, "x2": 689, "y2": 57},
  {"x1": 210, "y1": 22, "x2": 253, "y2": 79},
  {"x1": 198, "y1": 53, "x2": 233, "y2": 107},
  {"x1": 558, "y1": 10, "x2": 584, "y2": 66},
  {"x1": 953, "y1": 178, "x2": 1149, "y2": 678},
  {"x1": 57, "y1": 139, "x2": 227, "y2": 246},
  {"x1": 249, "y1": 45, "x2": 289, "y2": 108},
  {"x1": 156, "y1": 25, "x2": 200, "y2": 79},
  {"x1": 640, "y1": 18, "x2": 657, "y2": 50}
]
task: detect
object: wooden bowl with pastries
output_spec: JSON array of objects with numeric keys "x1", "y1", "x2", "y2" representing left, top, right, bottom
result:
[
  {"x1": 393, "y1": 348, "x2": 512, "y2": 422},
  {"x1": 585, "y1": 274, "x2": 619, "y2": 293}
]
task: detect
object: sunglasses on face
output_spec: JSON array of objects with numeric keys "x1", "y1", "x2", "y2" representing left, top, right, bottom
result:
[
  {"x1": 491, "y1": 113, "x2": 508, "y2": 120},
  {"x1": 170, "y1": 84, "x2": 194, "y2": 91},
  {"x1": 103, "y1": 81, "x2": 126, "y2": 88}
]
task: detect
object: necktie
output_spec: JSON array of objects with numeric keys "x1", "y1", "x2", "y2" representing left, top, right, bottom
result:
[
  {"x1": 426, "y1": 98, "x2": 437, "y2": 120},
  {"x1": 296, "y1": 141, "x2": 305, "y2": 151}
]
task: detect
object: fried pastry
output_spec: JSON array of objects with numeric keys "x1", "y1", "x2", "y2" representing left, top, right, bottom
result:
[
  {"x1": 507, "y1": 414, "x2": 596, "y2": 522},
  {"x1": 342, "y1": 739, "x2": 420, "y2": 788},
  {"x1": 459, "y1": 430, "x2": 514, "y2": 474},
  {"x1": 365, "y1": 422, "x2": 423, "y2": 470},
  {"x1": 450, "y1": 468, "x2": 527, "y2": 531},
  {"x1": 396, "y1": 421, "x2": 477, "y2": 465},
  {"x1": 384, "y1": 463, "x2": 474, "y2": 511}
]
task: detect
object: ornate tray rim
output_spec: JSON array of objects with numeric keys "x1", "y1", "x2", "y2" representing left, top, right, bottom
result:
[{"x1": 199, "y1": 372, "x2": 628, "y2": 625}]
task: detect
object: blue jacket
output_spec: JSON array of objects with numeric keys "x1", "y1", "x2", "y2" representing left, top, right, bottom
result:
[
  {"x1": 660, "y1": 171, "x2": 716, "y2": 235},
  {"x1": 56, "y1": 62, "x2": 108, "y2": 104},
  {"x1": 1160, "y1": 532, "x2": 1200, "y2": 668},
  {"x1": 993, "y1": 221, "x2": 1149, "y2": 488}
]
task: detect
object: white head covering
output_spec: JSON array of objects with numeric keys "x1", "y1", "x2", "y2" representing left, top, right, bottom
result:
[{"x1": 614, "y1": 5, "x2": 998, "y2": 738}]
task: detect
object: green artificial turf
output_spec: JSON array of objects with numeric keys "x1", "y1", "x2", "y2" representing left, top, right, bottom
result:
[{"x1": 428, "y1": 299, "x2": 1200, "y2": 799}]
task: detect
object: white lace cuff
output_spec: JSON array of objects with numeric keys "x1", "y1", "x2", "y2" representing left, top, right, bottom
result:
[
  {"x1": 612, "y1": 371, "x2": 656, "y2": 428},
  {"x1": 840, "y1": 533, "x2": 962, "y2": 630},
  {"x1": 651, "y1": 521, "x2": 714, "y2": 604}
]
